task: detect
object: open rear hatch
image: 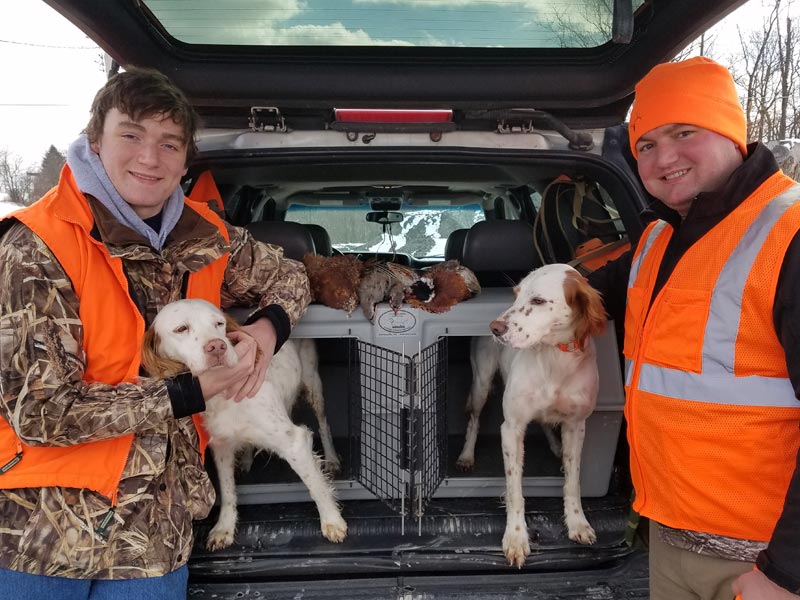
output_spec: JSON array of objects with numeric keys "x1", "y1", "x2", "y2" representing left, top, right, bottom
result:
[{"x1": 45, "y1": 0, "x2": 748, "y2": 129}]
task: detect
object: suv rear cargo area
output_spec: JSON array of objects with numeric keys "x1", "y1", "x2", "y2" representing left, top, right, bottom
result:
[{"x1": 183, "y1": 147, "x2": 646, "y2": 597}]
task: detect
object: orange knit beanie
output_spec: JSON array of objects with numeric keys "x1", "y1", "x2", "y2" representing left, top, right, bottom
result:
[{"x1": 628, "y1": 56, "x2": 747, "y2": 158}]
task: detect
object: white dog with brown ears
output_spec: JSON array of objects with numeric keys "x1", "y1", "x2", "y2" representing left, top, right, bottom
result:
[
  {"x1": 141, "y1": 299, "x2": 347, "y2": 550},
  {"x1": 455, "y1": 264, "x2": 606, "y2": 567}
]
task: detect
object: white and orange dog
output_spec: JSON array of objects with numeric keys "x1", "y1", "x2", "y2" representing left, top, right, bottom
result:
[
  {"x1": 142, "y1": 299, "x2": 346, "y2": 550},
  {"x1": 455, "y1": 264, "x2": 606, "y2": 567}
]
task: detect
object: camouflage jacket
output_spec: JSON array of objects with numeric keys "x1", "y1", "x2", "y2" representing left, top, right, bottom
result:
[{"x1": 0, "y1": 196, "x2": 311, "y2": 579}]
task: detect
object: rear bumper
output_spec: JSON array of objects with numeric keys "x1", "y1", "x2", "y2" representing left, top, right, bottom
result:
[
  {"x1": 188, "y1": 548, "x2": 649, "y2": 599},
  {"x1": 188, "y1": 496, "x2": 648, "y2": 598}
]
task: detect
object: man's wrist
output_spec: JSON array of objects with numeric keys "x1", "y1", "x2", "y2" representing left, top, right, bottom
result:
[{"x1": 245, "y1": 304, "x2": 290, "y2": 352}]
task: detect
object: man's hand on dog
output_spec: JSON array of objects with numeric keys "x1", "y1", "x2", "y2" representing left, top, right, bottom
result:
[{"x1": 197, "y1": 331, "x2": 259, "y2": 402}]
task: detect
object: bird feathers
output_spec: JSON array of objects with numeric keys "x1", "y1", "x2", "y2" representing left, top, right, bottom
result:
[{"x1": 302, "y1": 253, "x2": 365, "y2": 315}]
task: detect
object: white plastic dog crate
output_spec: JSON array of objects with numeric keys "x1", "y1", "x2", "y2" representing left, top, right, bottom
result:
[{"x1": 230, "y1": 287, "x2": 625, "y2": 521}]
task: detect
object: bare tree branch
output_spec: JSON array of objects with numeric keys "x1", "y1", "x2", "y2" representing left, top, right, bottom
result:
[{"x1": 0, "y1": 150, "x2": 34, "y2": 206}]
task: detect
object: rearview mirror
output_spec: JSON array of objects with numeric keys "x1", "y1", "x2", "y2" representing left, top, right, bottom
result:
[{"x1": 365, "y1": 211, "x2": 404, "y2": 225}]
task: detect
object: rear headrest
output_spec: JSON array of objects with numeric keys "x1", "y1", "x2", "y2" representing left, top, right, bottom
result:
[
  {"x1": 303, "y1": 223, "x2": 333, "y2": 257},
  {"x1": 444, "y1": 228, "x2": 469, "y2": 262},
  {"x1": 245, "y1": 221, "x2": 315, "y2": 262},
  {"x1": 461, "y1": 221, "x2": 539, "y2": 284}
]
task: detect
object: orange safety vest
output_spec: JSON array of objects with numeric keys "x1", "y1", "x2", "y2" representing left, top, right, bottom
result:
[
  {"x1": 0, "y1": 165, "x2": 229, "y2": 504},
  {"x1": 623, "y1": 171, "x2": 800, "y2": 541},
  {"x1": 189, "y1": 169, "x2": 225, "y2": 213}
]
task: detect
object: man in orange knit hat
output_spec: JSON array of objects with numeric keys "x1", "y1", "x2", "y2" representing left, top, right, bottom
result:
[{"x1": 589, "y1": 56, "x2": 800, "y2": 600}]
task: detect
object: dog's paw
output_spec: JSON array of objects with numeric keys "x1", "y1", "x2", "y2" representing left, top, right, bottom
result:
[
  {"x1": 455, "y1": 455, "x2": 475, "y2": 472},
  {"x1": 324, "y1": 457, "x2": 342, "y2": 476},
  {"x1": 321, "y1": 515, "x2": 348, "y2": 543},
  {"x1": 502, "y1": 527, "x2": 530, "y2": 568},
  {"x1": 567, "y1": 518, "x2": 596, "y2": 545},
  {"x1": 206, "y1": 526, "x2": 235, "y2": 551}
]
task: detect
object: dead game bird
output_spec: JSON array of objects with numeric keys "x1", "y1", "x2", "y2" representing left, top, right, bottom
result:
[
  {"x1": 303, "y1": 253, "x2": 365, "y2": 315},
  {"x1": 405, "y1": 260, "x2": 481, "y2": 313},
  {"x1": 358, "y1": 261, "x2": 418, "y2": 321}
]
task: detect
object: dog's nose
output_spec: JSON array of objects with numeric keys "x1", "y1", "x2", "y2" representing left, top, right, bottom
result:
[
  {"x1": 490, "y1": 320, "x2": 507, "y2": 336},
  {"x1": 204, "y1": 338, "x2": 227, "y2": 356}
]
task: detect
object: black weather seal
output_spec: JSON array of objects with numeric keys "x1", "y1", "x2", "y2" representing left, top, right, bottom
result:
[
  {"x1": 463, "y1": 109, "x2": 595, "y2": 151},
  {"x1": 613, "y1": 0, "x2": 634, "y2": 44}
]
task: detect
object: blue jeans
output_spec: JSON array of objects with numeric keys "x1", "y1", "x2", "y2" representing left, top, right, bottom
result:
[{"x1": 0, "y1": 565, "x2": 188, "y2": 600}]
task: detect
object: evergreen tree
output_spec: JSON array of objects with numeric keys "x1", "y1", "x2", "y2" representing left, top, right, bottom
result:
[{"x1": 31, "y1": 145, "x2": 66, "y2": 201}]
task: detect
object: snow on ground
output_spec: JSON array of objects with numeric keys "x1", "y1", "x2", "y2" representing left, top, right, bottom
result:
[{"x1": 0, "y1": 201, "x2": 23, "y2": 217}]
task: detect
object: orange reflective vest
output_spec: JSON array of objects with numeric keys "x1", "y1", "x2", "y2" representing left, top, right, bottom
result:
[
  {"x1": 623, "y1": 171, "x2": 800, "y2": 541},
  {"x1": 189, "y1": 169, "x2": 225, "y2": 213},
  {"x1": 0, "y1": 165, "x2": 229, "y2": 504}
]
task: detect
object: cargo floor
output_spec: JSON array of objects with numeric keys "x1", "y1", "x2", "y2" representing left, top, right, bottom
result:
[{"x1": 223, "y1": 429, "x2": 564, "y2": 485}]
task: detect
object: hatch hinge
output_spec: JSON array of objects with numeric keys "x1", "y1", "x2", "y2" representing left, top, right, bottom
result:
[
  {"x1": 498, "y1": 119, "x2": 536, "y2": 134},
  {"x1": 249, "y1": 106, "x2": 287, "y2": 133}
]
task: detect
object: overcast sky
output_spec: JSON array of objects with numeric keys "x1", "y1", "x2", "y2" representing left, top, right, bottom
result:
[
  {"x1": 0, "y1": 2, "x2": 106, "y2": 167},
  {"x1": 0, "y1": 0, "x2": 789, "y2": 169}
]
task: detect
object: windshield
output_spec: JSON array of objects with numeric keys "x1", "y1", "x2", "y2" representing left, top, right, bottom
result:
[
  {"x1": 142, "y1": 0, "x2": 645, "y2": 49},
  {"x1": 286, "y1": 204, "x2": 485, "y2": 259}
]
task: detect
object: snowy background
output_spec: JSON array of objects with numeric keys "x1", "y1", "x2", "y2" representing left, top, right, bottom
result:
[{"x1": 0, "y1": 200, "x2": 19, "y2": 218}]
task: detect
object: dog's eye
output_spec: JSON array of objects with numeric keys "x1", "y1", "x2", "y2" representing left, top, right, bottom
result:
[
  {"x1": 530, "y1": 297, "x2": 546, "y2": 306},
  {"x1": 173, "y1": 325, "x2": 189, "y2": 334},
  {"x1": 216, "y1": 321, "x2": 225, "y2": 328}
]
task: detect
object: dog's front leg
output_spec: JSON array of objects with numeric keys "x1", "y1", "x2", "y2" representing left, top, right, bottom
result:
[
  {"x1": 500, "y1": 418, "x2": 529, "y2": 567},
  {"x1": 260, "y1": 419, "x2": 348, "y2": 543},
  {"x1": 207, "y1": 438, "x2": 240, "y2": 551},
  {"x1": 560, "y1": 419, "x2": 596, "y2": 544}
]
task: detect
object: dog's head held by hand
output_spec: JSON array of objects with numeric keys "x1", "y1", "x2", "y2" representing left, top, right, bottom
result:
[
  {"x1": 141, "y1": 299, "x2": 243, "y2": 378},
  {"x1": 490, "y1": 264, "x2": 606, "y2": 350}
]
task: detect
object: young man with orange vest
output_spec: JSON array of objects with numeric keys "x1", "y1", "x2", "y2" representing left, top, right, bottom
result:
[
  {"x1": 589, "y1": 57, "x2": 800, "y2": 600},
  {"x1": 0, "y1": 67, "x2": 311, "y2": 598}
]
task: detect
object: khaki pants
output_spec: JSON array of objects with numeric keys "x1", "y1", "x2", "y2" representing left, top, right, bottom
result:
[{"x1": 649, "y1": 520, "x2": 753, "y2": 600}]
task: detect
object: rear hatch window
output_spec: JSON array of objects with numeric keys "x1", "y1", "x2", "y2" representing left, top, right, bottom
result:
[{"x1": 142, "y1": 0, "x2": 645, "y2": 49}]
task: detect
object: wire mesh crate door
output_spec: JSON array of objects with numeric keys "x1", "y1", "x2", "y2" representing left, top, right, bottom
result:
[
  {"x1": 410, "y1": 337, "x2": 448, "y2": 521},
  {"x1": 350, "y1": 340, "x2": 411, "y2": 514}
]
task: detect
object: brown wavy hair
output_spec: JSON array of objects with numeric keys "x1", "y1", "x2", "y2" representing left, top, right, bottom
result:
[{"x1": 85, "y1": 66, "x2": 199, "y2": 165}]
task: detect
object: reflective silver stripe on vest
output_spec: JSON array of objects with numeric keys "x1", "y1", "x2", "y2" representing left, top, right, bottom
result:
[
  {"x1": 625, "y1": 221, "x2": 668, "y2": 389},
  {"x1": 637, "y1": 363, "x2": 797, "y2": 406},
  {"x1": 634, "y1": 184, "x2": 800, "y2": 407},
  {"x1": 628, "y1": 220, "x2": 669, "y2": 285},
  {"x1": 704, "y1": 184, "x2": 800, "y2": 375}
]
